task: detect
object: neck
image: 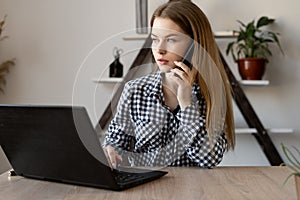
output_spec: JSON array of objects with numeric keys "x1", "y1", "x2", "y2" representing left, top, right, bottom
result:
[{"x1": 162, "y1": 73, "x2": 179, "y2": 111}]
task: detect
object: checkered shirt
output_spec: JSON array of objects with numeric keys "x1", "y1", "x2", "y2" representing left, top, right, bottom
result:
[{"x1": 103, "y1": 71, "x2": 227, "y2": 168}]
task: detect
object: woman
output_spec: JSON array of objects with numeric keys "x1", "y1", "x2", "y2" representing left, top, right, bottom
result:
[{"x1": 103, "y1": 0, "x2": 235, "y2": 168}]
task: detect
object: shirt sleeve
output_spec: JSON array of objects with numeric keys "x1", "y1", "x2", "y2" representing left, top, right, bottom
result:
[
  {"x1": 176, "y1": 95, "x2": 227, "y2": 168},
  {"x1": 103, "y1": 83, "x2": 135, "y2": 152}
]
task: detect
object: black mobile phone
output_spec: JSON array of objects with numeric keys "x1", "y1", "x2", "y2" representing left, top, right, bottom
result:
[
  {"x1": 174, "y1": 43, "x2": 194, "y2": 78},
  {"x1": 175, "y1": 43, "x2": 194, "y2": 72},
  {"x1": 181, "y1": 42, "x2": 194, "y2": 69}
]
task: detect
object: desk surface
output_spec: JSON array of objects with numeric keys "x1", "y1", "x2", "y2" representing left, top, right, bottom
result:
[{"x1": 0, "y1": 166, "x2": 297, "y2": 200}]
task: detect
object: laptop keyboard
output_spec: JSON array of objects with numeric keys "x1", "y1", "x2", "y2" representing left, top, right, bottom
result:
[{"x1": 114, "y1": 170, "x2": 147, "y2": 184}]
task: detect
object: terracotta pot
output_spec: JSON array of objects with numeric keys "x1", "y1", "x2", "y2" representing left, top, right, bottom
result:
[
  {"x1": 237, "y1": 58, "x2": 267, "y2": 80},
  {"x1": 296, "y1": 175, "x2": 300, "y2": 200}
]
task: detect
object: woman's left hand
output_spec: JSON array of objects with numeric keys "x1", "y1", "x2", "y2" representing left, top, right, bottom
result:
[{"x1": 168, "y1": 61, "x2": 194, "y2": 109}]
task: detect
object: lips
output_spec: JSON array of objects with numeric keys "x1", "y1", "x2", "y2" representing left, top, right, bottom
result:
[{"x1": 157, "y1": 58, "x2": 169, "y2": 65}]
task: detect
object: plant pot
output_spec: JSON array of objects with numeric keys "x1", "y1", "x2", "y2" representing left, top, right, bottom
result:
[
  {"x1": 296, "y1": 175, "x2": 300, "y2": 200},
  {"x1": 237, "y1": 58, "x2": 267, "y2": 80}
]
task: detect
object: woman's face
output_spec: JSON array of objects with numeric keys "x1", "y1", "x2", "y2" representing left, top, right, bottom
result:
[{"x1": 151, "y1": 17, "x2": 192, "y2": 73}]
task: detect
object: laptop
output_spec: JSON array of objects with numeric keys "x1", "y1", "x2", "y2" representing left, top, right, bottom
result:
[{"x1": 0, "y1": 104, "x2": 167, "y2": 191}]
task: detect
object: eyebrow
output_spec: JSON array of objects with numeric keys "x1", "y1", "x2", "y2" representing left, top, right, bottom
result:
[{"x1": 151, "y1": 33, "x2": 181, "y2": 38}]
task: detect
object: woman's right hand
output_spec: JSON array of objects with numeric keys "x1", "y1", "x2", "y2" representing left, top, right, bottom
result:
[{"x1": 102, "y1": 145, "x2": 122, "y2": 169}]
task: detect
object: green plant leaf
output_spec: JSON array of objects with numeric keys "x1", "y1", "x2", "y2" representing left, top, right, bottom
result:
[
  {"x1": 0, "y1": 74, "x2": 7, "y2": 91},
  {"x1": 0, "y1": 15, "x2": 14, "y2": 94},
  {"x1": 281, "y1": 143, "x2": 300, "y2": 170},
  {"x1": 237, "y1": 28, "x2": 247, "y2": 41},
  {"x1": 282, "y1": 172, "x2": 297, "y2": 187},
  {"x1": 0, "y1": 15, "x2": 7, "y2": 37},
  {"x1": 0, "y1": 60, "x2": 14, "y2": 93},
  {"x1": 226, "y1": 15, "x2": 283, "y2": 60},
  {"x1": 260, "y1": 45, "x2": 272, "y2": 57},
  {"x1": 0, "y1": 60, "x2": 14, "y2": 75},
  {"x1": 246, "y1": 20, "x2": 256, "y2": 37},
  {"x1": 268, "y1": 32, "x2": 284, "y2": 55},
  {"x1": 226, "y1": 41, "x2": 235, "y2": 55},
  {"x1": 291, "y1": 146, "x2": 300, "y2": 166},
  {"x1": 256, "y1": 16, "x2": 275, "y2": 28},
  {"x1": 293, "y1": 146, "x2": 300, "y2": 157},
  {"x1": 237, "y1": 20, "x2": 246, "y2": 28}
]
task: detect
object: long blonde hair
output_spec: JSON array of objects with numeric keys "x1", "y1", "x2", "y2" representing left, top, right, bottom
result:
[{"x1": 150, "y1": 0, "x2": 235, "y2": 150}]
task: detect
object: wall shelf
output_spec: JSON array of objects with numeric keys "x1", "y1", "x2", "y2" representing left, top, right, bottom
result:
[
  {"x1": 239, "y1": 80, "x2": 270, "y2": 86},
  {"x1": 123, "y1": 34, "x2": 148, "y2": 41},
  {"x1": 122, "y1": 31, "x2": 238, "y2": 41},
  {"x1": 235, "y1": 128, "x2": 293, "y2": 134},
  {"x1": 93, "y1": 78, "x2": 123, "y2": 83}
]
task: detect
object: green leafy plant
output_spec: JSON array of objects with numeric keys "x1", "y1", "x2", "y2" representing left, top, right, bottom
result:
[
  {"x1": 281, "y1": 143, "x2": 300, "y2": 185},
  {"x1": 226, "y1": 16, "x2": 284, "y2": 62},
  {"x1": 0, "y1": 15, "x2": 15, "y2": 93}
]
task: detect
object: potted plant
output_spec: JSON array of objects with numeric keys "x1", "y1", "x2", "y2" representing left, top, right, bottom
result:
[
  {"x1": 226, "y1": 16, "x2": 283, "y2": 80},
  {"x1": 281, "y1": 143, "x2": 300, "y2": 199},
  {"x1": 0, "y1": 15, "x2": 15, "y2": 93}
]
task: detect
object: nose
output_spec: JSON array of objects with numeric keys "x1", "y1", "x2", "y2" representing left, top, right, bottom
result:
[
  {"x1": 154, "y1": 41, "x2": 167, "y2": 55},
  {"x1": 157, "y1": 48, "x2": 166, "y2": 55}
]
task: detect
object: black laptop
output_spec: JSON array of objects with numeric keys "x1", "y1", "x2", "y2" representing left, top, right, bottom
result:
[{"x1": 0, "y1": 104, "x2": 167, "y2": 191}]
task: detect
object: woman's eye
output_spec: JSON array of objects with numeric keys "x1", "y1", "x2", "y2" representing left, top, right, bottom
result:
[
  {"x1": 151, "y1": 38, "x2": 158, "y2": 43},
  {"x1": 167, "y1": 38, "x2": 176, "y2": 43}
]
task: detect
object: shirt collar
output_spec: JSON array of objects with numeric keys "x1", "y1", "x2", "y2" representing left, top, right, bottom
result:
[
  {"x1": 146, "y1": 71, "x2": 163, "y2": 98},
  {"x1": 145, "y1": 71, "x2": 202, "y2": 102}
]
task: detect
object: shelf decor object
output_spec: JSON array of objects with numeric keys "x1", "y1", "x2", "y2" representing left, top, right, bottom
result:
[
  {"x1": 226, "y1": 16, "x2": 284, "y2": 80},
  {"x1": 109, "y1": 47, "x2": 123, "y2": 78}
]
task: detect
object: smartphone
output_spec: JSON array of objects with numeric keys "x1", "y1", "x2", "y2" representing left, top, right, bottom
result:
[
  {"x1": 181, "y1": 42, "x2": 194, "y2": 69},
  {"x1": 174, "y1": 43, "x2": 194, "y2": 78}
]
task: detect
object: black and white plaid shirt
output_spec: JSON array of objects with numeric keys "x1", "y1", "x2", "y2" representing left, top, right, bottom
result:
[{"x1": 103, "y1": 71, "x2": 227, "y2": 168}]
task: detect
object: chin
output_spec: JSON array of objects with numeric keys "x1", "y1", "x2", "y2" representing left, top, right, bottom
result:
[{"x1": 158, "y1": 65, "x2": 172, "y2": 72}]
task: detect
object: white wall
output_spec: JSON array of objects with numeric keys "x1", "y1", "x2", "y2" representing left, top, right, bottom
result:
[
  {"x1": 0, "y1": 0, "x2": 299, "y2": 171},
  {"x1": 194, "y1": 0, "x2": 300, "y2": 165}
]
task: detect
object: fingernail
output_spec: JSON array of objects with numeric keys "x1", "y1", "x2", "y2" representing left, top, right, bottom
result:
[{"x1": 112, "y1": 163, "x2": 117, "y2": 169}]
